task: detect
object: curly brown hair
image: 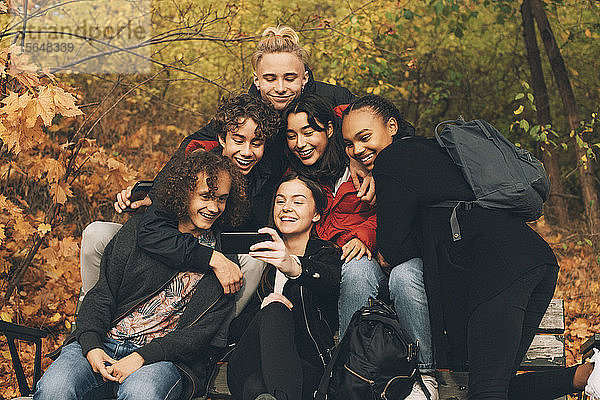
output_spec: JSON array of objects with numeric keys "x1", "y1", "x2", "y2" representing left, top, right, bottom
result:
[
  {"x1": 213, "y1": 93, "x2": 280, "y2": 143},
  {"x1": 155, "y1": 150, "x2": 248, "y2": 229}
]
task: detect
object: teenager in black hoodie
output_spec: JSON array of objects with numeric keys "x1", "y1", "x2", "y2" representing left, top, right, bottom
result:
[{"x1": 34, "y1": 151, "x2": 245, "y2": 400}]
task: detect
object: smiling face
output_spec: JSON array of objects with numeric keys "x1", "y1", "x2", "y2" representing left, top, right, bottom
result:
[
  {"x1": 219, "y1": 118, "x2": 265, "y2": 175},
  {"x1": 286, "y1": 112, "x2": 333, "y2": 167},
  {"x1": 253, "y1": 52, "x2": 308, "y2": 110},
  {"x1": 342, "y1": 109, "x2": 397, "y2": 171},
  {"x1": 184, "y1": 170, "x2": 231, "y2": 232},
  {"x1": 273, "y1": 178, "x2": 321, "y2": 236}
]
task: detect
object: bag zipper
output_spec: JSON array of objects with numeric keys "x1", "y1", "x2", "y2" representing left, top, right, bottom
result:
[
  {"x1": 343, "y1": 364, "x2": 375, "y2": 385},
  {"x1": 380, "y1": 369, "x2": 416, "y2": 400}
]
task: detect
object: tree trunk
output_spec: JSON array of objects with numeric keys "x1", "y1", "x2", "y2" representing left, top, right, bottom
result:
[
  {"x1": 521, "y1": 0, "x2": 569, "y2": 226},
  {"x1": 530, "y1": 0, "x2": 600, "y2": 234}
]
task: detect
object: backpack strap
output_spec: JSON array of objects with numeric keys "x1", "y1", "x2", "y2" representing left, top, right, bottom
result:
[
  {"x1": 314, "y1": 314, "x2": 356, "y2": 400},
  {"x1": 429, "y1": 201, "x2": 473, "y2": 241},
  {"x1": 434, "y1": 116, "x2": 466, "y2": 148}
]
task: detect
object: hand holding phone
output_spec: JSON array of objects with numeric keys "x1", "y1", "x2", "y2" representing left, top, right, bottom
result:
[
  {"x1": 115, "y1": 181, "x2": 153, "y2": 213},
  {"x1": 219, "y1": 232, "x2": 272, "y2": 254},
  {"x1": 249, "y1": 227, "x2": 302, "y2": 277}
]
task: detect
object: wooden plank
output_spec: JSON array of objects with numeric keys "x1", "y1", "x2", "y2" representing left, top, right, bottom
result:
[
  {"x1": 437, "y1": 370, "x2": 469, "y2": 400},
  {"x1": 436, "y1": 371, "x2": 566, "y2": 400},
  {"x1": 521, "y1": 334, "x2": 565, "y2": 370},
  {"x1": 538, "y1": 299, "x2": 565, "y2": 334},
  {"x1": 204, "y1": 362, "x2": 231, "y2": 399}
]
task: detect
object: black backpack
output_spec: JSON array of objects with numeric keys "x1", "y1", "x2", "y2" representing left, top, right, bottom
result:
[
  {"x1": 432, "y1": 117, "x2": 550, "y2": 241},
  {"x1": 314, "y1": 298, "x2": 430, "y2": 400}
]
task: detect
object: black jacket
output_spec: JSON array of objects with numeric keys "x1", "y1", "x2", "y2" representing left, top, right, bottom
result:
[
  {"x1": 233, "y1": 237, "x2": 342, "y2": 368},
  {"x1": 138, "y1": 69, "x2": 354, "y2": 273},
  {"x1": 65, "y1": 215, "x2": 234, "y2": 400},
  {"x1": 372, "y1": 135, "x2": 558, "y2": 367}
]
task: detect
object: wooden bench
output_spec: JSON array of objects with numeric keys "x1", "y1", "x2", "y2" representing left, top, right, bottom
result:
[
  {"x1": 436, "y1": 298, "x2": 567, "y2": 400},
  {"x1": 199, "y1": 299, "x2": 568, "y2": 400},
  {"x1": 0, "y1": 299, "x2": 583, "y2": 400}
]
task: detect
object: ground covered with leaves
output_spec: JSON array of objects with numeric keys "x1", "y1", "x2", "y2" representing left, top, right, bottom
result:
[{"x1": 0, "y1": 218, "x2": 597, "y2": 399}]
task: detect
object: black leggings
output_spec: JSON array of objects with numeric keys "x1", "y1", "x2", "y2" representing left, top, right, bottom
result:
[
  {"x1": 227, "y1": 302, "x2": 323, "y2": 400},
  {"x1": 467, "y1": 263, "x2": 577, "y2": 399}
]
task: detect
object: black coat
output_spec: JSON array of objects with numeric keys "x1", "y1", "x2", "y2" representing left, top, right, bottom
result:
[
  {"x1": 232, "y1": 237, "x2": 342, "y2": 368},
  {"x1": 65, "y1": 215, "x2": 234, "y2": 400},
  {"x1": 372, "y1": 136, "x2": 558, "y2": 367}
]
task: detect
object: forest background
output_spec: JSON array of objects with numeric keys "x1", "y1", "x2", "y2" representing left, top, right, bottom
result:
[{"x1": 0, "y1": 0, "x2": 598, "y2": 397}]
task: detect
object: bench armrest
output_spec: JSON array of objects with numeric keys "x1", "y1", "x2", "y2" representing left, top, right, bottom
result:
[
  {"x1": 581, "y1": 334, "x2": 600, "y2": 360},
  {"x1": 0, "y1": 321, "x2": 47, "y2": 397}
]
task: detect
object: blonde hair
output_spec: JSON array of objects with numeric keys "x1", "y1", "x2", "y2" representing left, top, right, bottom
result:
[{"x1": 251, "y1": 25, "x2": 310, "y2": 70}]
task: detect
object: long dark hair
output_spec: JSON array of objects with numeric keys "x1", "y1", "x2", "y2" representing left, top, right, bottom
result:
[
  {"x1": 268, "y1": 171, "x2": 328, "y2": 233},
  {"x1": 282, "y1": 94, "x2": 347, "y2": 187},
  {"x1": 259, "y1": 172, "x2": 329, "y2": 295},
  {"x1": 342, "y1": 94, "x2": 415, "y2": 138}
]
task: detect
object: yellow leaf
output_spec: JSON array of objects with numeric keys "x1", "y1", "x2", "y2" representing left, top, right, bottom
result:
[
  {"x1": 36, "y1": 86, "x2": 56, "y2": 126},
  {"x1": 514, "y1": 105, "x2": 524, "y2": 115},
  {"x1": 37, "y1": 223, "x2": 51, "y2": 235},
  {"x1": 65, "y1": 320, "x2": 71, "y2": 330},
  {"x1": 585, "y1": 29, "x2": 591, "y2": 38},
  {"x1": 50, "y1": 312, "x2": 61, "y2": 323},
  {"x1": 0, "y1": 311, "x2": 12, "y2": 322},
  {"x1": 51, "y1": 86, "x2": 83, "y2": 119},
  {"x1": 1, "y1": 350, "x2": 11, "y2": 359},
  {"x1": 50, "y1": 181, "x2": 73, "y2": 204}
]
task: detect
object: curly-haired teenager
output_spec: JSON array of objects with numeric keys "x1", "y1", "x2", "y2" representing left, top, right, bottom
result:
[
  {"x1": 341, "y1": 94, "x2": 600, "y2": 400},
  {"x1": 78, "y1": 94, "x2": 279, "y2": 321},
  {"x1": 34, "y1": 151, "x2": 245, "y2": 400}
]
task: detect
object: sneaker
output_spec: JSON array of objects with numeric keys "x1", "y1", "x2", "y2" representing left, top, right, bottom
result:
[
  {"x1": 405, "y1": 374, "x2": 439, "y2": 400},
  {"x1": 585, "y1": 348, "x2": 600, "y2": 399},
  {"x1": 254, "y1": 394, "x2": 276, "y2": 400}
]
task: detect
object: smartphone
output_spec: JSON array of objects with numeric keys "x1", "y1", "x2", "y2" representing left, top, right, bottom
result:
[
  {"x1": 220, "y1": 232, "x2": 272, "y2": 254},
  {"x1": 122, "y1": 180, "x2": 153, "y2": 213}
]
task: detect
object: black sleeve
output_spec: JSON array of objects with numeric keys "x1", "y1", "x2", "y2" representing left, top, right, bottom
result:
[
  {"x1": 374, "y1": 173, "x2": 421, "y2": 266},
  {"x1": 297, "y1": 244, "x2": 342, "y2": 299},
  {"x1": 137, "y1": 204, "x2": 213, "y2": 273}
]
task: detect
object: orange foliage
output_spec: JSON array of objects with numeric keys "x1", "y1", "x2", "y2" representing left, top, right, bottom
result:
[{"x1": 0, "y1": 43, "x2": 597, "y2": 400}]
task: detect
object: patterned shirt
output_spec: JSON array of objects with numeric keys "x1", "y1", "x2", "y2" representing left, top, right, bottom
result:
[{"x1": 108, "y1": 230, "x2": 216, "y2": 346}]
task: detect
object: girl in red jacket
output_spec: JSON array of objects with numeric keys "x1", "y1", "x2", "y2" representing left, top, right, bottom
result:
[{"x1": 282, "y1": 94, "x2": 382, "y2": 337}]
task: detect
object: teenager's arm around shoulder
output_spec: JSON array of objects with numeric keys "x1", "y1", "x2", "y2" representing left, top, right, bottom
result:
[{"x1": 137, "y1": 204, "x2": 213, "y2": 273}]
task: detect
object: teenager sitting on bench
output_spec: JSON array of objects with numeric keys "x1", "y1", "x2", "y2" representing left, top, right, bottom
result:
[{"x1": 33, "y1": 151, "x2": 245, "y2": 400}]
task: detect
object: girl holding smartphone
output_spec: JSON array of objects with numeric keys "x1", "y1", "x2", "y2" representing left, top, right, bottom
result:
[{"x1": 227, "y1": 172, "x2": 342, "y2": 400}]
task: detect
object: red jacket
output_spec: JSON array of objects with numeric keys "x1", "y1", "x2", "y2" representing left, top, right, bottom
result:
[{"x1": 315, "y1": 176, "x2": 377, "y2": 253}]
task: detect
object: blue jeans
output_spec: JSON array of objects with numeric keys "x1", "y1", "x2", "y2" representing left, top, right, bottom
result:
[
  {"x1": 34, "y1": 337, "x2": 183, "y2": 400},
  {"x1": 389, "y1": 257, "x2": 435, "y2": 373},
  {"x1": 338, "y1": 256, "x2": 434, "y2": 372},
  {"x1": 338, "y1": 256, "x2": 386, "y2": 337}
]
